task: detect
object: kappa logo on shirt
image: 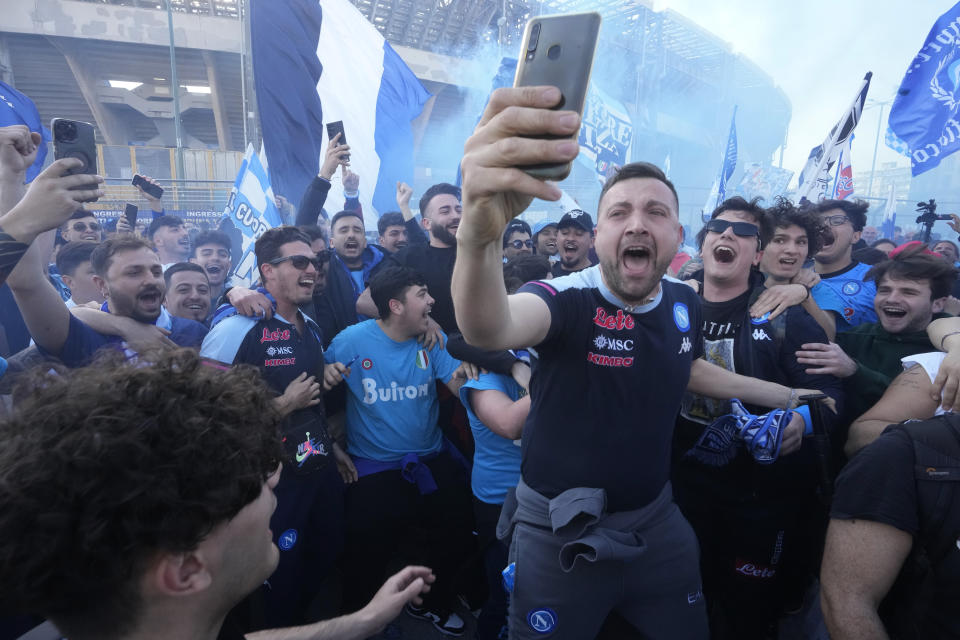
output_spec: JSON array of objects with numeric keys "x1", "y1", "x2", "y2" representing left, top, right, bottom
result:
[
  {"x1": 260, "y1": 328, "x2": 291, "y2": 343},
  {"x1": 678, "y1": 337, "x2": 693, "y2": 354},
  {"x1": 752, "y1": 328, "x2": 771, "y2": 341}
]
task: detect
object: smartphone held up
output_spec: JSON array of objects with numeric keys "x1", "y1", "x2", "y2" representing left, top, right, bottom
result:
[
  {"x1": 512, "y1": 12, "x2": 601, "y2": 181},
  {"x1": 51, "y1": 118, "x2": 100, "y2": 202}
]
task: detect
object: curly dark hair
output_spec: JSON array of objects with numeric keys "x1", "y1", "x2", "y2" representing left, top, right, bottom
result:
[
  {"x1": 816, "y1": 198, "x2": 869, "y2": 231},
  {"x1": 503, "y1": 254, "x2": 551, "y2": 289},
  {"x1": 766, "y1": 197, "x2": 823, "y2": 257},
  {"x1": 0, "y1": 349, "x2": 283, "y2": 638}
]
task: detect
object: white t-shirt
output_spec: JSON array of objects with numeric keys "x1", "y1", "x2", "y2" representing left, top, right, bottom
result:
[{"x1": 902, "y1": 351, "x2": 948, "y2": 417}]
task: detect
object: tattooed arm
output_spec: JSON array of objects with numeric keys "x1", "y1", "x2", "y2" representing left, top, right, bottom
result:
[{"x1": 845, "y1": 364, "x2": 940, "y2": 457}]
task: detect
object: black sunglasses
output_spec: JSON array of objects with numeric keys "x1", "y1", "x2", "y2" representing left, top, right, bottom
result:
[
  {"x1": 704, "y1": 219, "x2": 759, "y2": 238},
  {"x1": 508, "y1": 239, "x2": 534, "y2": 249},
  {"x1": 72, "y1": 221, "x2": 101, "y2": 232},
  {"x1": 268, "y1": 254, "x2": 325, "y2": 271}
]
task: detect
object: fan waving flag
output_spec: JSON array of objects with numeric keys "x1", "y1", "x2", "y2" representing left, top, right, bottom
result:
[
  {"x1": 252, "y1": 0, "x2": 431, "y2": 227},
  {"x1": 797, "y1": 73, "x2": 872, "y2": 203},
  {"x1": 880, "y1": 183, "x2": 898, "y2": 241},
  {"x1": 888, "y1": 2, "x2": 960, "y2": 176},
  {"x1": 831, "y1": 135, "x2": 855, "y2": 200}
]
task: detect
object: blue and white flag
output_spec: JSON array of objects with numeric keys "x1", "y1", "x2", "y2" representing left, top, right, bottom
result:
[
  {"x1": 222, "y1": 144, "x2": 283, "y2": 287},
  {"x1": 252, "y1": 0, "x2": 431, "y2": 227},
  {"x1": 797, "y1": 73, "x2": 872, "y2": 202},
  {"x1": 578, "y1": 83, "x2": 633, "y2": 183},
  {"x1": 880, "y1": 183, "x2": 898, "y2": 241},
  {"x1": 0, "y1": 81, "x2": 51, "y2": 183},
  {"x1": 703, "y1": 106, "x2": 738, "y2": 216},
  {"x1": 888, "y1": 2, "x2": 960, "y2": 176}
]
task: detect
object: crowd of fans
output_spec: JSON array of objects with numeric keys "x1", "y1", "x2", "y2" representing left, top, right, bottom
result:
[{"x1": 3, "y1": 87, "x2": 960, "y2": 640}]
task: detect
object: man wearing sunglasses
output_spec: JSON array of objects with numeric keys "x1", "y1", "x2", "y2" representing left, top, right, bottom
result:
[
  {"x1": 503, "y1": 219, "x2": 534, "y2": 261},
  {"x1": 675, "y1": 196, "x2": 844, "y2": 638},
  {"x1": 804, "y1": 199, "x2": 878, "y2": 331},
  {"x1": 201, "y1": 225, "x2": 356, "y2": 630},
  {"x1": 59, "y1": 209, "x2": 103, "y2": 244}
]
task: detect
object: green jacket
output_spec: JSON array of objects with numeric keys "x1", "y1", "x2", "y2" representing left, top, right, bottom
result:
[{"x1": 836, "y1": 313, "x2": 949, "y2": 421}]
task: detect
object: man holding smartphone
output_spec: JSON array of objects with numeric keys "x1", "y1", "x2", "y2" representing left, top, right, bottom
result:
[{"x1": 452, "y1": 86, "x2": 819, "y2": 640}]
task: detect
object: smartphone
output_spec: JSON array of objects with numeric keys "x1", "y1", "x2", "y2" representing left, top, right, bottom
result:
[
  {"x1": 513, "y1": 12, "x2": 602, "y2": 180},
  {"x1": 51, "y1": 118, "x2": 98, "y2": 175},
  {"x1": 132, "y1": 174, "x2": 164, "y2": 200},
  {"x1": 325, "y1": 121, "x2": 349, "y2": 160},
  {"x1": 124, "y1": 203, "x2": 138, "y2": 230}
]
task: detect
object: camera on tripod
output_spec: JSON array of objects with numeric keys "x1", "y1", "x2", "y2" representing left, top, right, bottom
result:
[{"x1": 915, "y1": 199, "x2": 953, "y2": 243}]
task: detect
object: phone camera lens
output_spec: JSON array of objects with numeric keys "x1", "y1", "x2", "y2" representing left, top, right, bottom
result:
[
  {"x1": 528, "y1": 23, "x2": 540, "y2": 51},
  {"x1": 55, "y1": 121, "x2": 78, "y2": 142}
]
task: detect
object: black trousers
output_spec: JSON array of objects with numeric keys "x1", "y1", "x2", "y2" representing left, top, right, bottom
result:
[{"x1": 340, "y1": 450, "x2": 476, "y2": 614}]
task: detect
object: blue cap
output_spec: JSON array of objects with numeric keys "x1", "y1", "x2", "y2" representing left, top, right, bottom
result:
[{"x1": 533, "y1": 219, "x2": 558, "y2": 235}]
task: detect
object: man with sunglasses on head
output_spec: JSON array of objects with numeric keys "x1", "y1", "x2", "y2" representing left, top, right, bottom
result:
[
  {"x1": 800, "y1": 199, "x2": 878, "y2": 331},
  {"x1": 674, "y1": 197, "x2": 843, "y2": 638},
  {"x1": 201, "y1": 225, "x2": 356, "y2": 631},
  {"x1": 503, "y1": 219, "x2": 534, "y2": 262}
]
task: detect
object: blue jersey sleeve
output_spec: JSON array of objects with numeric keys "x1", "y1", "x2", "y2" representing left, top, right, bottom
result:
[
  {"x1": 40, "y1": 313, "x2": 114, "y2": 367},
  {"x1": 459, "y1": 372, "x2": 517, "y2": 410},
  {"x1": 199, "y1": 315, "x2": 256, "y2": 364}
]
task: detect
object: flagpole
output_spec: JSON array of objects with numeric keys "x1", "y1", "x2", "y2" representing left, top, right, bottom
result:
[
  {"x1": 866, "y1": 100, "x2": 888, "y2": 199},
  {"x1": 797, "y1": 72, "x2": 872, "y2": 202}
]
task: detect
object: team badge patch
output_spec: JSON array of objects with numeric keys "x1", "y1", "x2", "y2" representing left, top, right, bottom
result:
[
  {"x1": 415, "y1": 349, "x2": 429, "y2": 370},
  {"x1": 750, "y1": 312, "x2": 771, "y2": 325},
  {"x1": 361, "y1": 358, "x2": 373, "y2": 370},
  {"x1": 527, "y1": 608, "x2": 557, "y2": 634},
  {"x1": 673, "y1": 302, "x2": 690, "y2": 332},
  {"x1": 278, "y1": 529, "x2": 298, "y2": 550},
  {"x1": 842, "y1": 281, "x2": 861, "y2": 295}
]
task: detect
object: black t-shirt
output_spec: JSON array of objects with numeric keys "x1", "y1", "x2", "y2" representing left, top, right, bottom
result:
[
  {"x1": 551, "y1": 259, "x2": 595, "y2": 278},
  {"x1": 385, "y1": 244, "x2": 458, "y2": 333},
  {"x1": 833, "y1": 425, "x2": 960, "y2": 639},
  {"x1": 675, "y1": 290, "x2": 750, "y2": 439},
  {"x1": 519, "y1": 269, "x2": 703, "y2": 511}
]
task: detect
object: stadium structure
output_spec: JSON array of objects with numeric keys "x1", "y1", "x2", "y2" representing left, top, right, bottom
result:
[{"x1": 1, "y1": 0, "x2": 791, "y2": 227}]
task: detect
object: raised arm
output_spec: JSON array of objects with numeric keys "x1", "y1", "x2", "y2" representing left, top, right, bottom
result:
[{"x1": 452, "y1": 86, "x2": 580, "y2": 350}]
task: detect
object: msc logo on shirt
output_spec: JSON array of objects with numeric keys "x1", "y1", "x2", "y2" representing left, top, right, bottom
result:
[
  {"x1": 260, "y1": 328, "x2": 291, "y2": 343},
  {"x1": 592, "y1": 335, "x2": 634, "y2": 351},
  {"x1": 362, "y1": 378, "x2": 430, "y2": 404},
  {"x1": 266, "y1": 345, "x2": 293, "y2": 356}
]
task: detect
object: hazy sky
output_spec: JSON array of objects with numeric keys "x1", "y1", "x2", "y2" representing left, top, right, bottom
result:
[{"x1": 653, "y1": 0, "x2": 955, "y2": 189}]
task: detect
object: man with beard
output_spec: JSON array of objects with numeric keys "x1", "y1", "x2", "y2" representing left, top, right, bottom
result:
[
  {"x1": 452, "y1": 85, "x2": 823, "y2": 640},
  {"x1": 533, "y1": 219, "x2": 559, "y2": 260},
  {"x1": 189, "y1": 229, "x2": 232, "y2": 313},
  {"x1": 800, "y1": 199, "x2": 878, "y2": 331},
  {"x1": 7, "y1": 235, "x2": 207, "y2": 367},
  {"x1": 795, "y1": 243, "x2": 956, "y2": 454},
  {"x1": 163, "y1": 262, "x2": 211, "y2": 324},
  {"x1": 673, "y1": 196, "x2": 843, "y2": 638},
  {"x1": 312, "y1": 210, "x2": 386, "y2": 347},
  {"x1": 502, "y1": 219, "x2": 534, "y2": 262},
  {"x1": 552, "y1": 209, "x2": 596, "y2": 276},
  {"x1": 384, "y1": 183, "x2": 462, "y2": 334},
  {"x1": 201, "y1": 225, "x2": 356, "y2": 629},
  {"x1": 148, "y1": 214, "x2": 191, "y2": 270}
]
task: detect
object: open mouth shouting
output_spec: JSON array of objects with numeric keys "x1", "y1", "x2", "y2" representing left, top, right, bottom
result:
[
  {"x1": 879, "y1": 305, "x2": 907, "y2": 321},
  {"x1": 712, "y1": 245, "x2": 737, "y2": 264},
  {"x1": 138, "y1": 288, "x2": 163, "y2": 310}
]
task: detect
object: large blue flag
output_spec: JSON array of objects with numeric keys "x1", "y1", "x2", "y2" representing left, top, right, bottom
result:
[
  {"x1": 0, "y1": 82, "x2": 51, "y2": 183},
  {"x1": 252, "y1": 0, "x2": 431, "y2": 226},
  {"x1": 703, "y1": 106, "x2": 738, "y2": 216},
  {"x1": 888, "y1": 2, "x2": 960, "y2": 176}
]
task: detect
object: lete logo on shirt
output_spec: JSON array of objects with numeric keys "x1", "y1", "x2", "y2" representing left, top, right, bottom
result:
[
  {"x1": 593, "y1": 307, "x2": 635, "y2": 330},
  {"x1": 261, "y1": 328, "x2": 291, "y2": 343}
]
